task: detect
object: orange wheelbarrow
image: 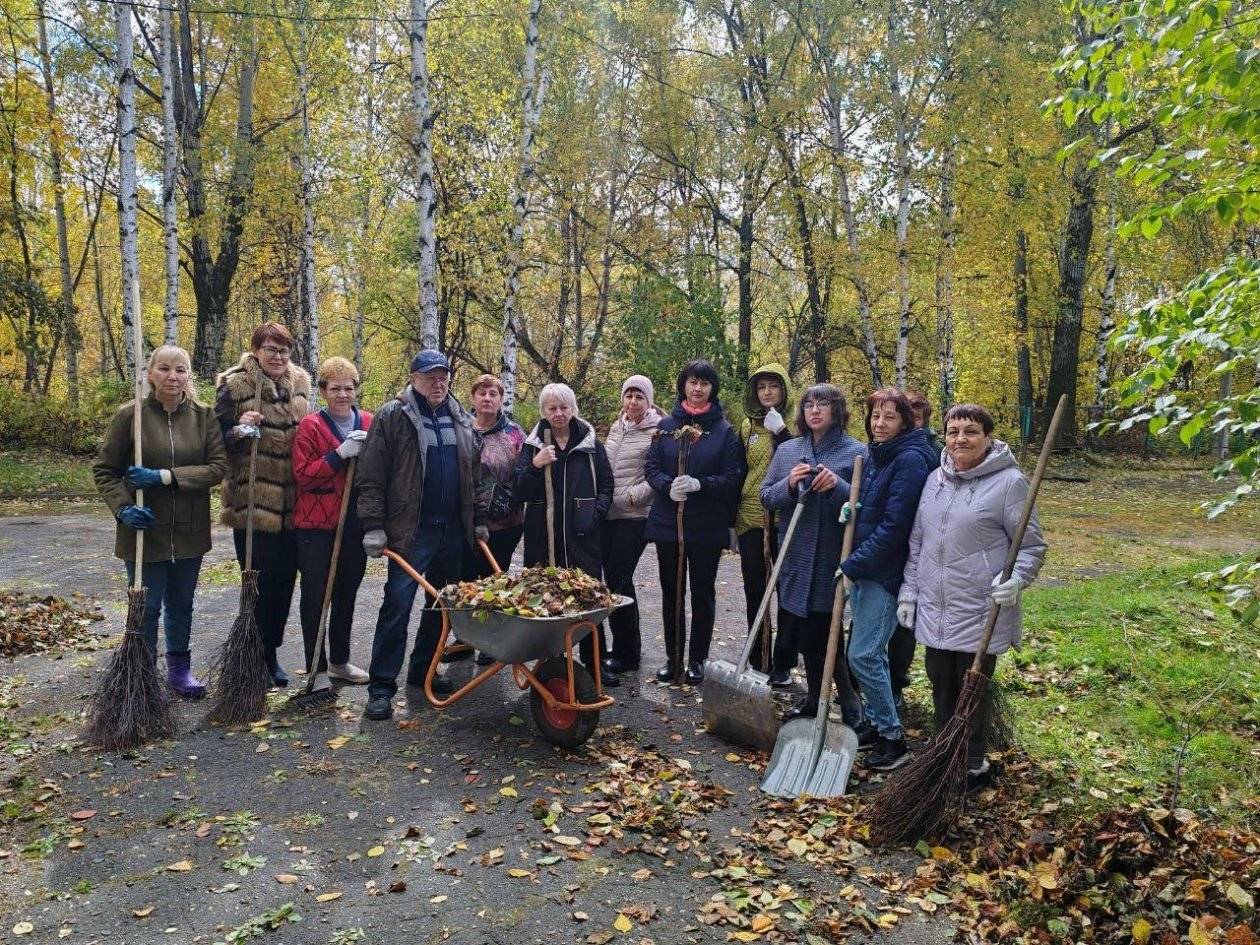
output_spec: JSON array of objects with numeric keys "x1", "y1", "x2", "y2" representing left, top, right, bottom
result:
[{"x1": 382, "y1": 544, "x2": 629, "y2": 748}]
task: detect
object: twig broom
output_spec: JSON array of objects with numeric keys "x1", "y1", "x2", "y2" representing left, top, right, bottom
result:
[
  {"x1": 206, "y1": 373, "x2": 272, "y2": 726},
  {"x1": 84, "y1": 281, "x2": 176, "y2": 751},
  {"x1": 864, "y1": 394, "x2": 1067, "y2": 844}
]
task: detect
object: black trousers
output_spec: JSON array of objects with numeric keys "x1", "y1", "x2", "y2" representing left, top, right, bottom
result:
[
  {"x1": 797, "y1": 610, "x2": 854, "y2": 707},
  {"x1": 737, "y1": 527, "x2": 798, "y2": 673},
  {"x1": 232, "y1": 528, "x2": 298, "y2": 652},
  {"x1": 601, "y1": 518, "x2": 648, "y2": 667},
  {"x1": 889, "y1": 623, "x2": 916, "y2": 696},
  {"x1": 465, "y1": 525, "x2": 523, "y2": 578},
  {"x1": 295, "y1": 527, "x2": 367, "y2": 672},
  {"x1": 925, "y1": 646, "x2": 997, "y2": 770},
  {"x1": 656, "y1": 541, "x2": 722, "y2": 666}
]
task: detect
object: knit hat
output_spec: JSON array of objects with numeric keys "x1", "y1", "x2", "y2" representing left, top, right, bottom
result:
[
  {"x1": 621, "y1": 374, "x2": 655, "y2": 406},
  {"x1": 410, "y1": 349, "x2": 451, "y2": 374}
]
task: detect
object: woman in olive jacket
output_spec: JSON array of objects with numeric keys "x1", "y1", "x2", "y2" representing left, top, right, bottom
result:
[{"x1": 93, "y1": 345, "x2": 227, "y2": 698}]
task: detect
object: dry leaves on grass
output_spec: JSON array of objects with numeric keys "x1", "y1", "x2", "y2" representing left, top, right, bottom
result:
[{"x1": 0, "y1": 592, "x2": 101, "y2": 658}]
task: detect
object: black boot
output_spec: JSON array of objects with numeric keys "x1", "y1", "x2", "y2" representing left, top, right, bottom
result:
[
  {"x1": 783, "y1": 697, "x2": 817, "y2": 722},
  {"x1": 264, "y1": 647, "x2": 289, "y2": 688},
  {"x1": 684, "y1": 661, "x2": 704, "y2": 686},
  {"x1": 654, "y1": 664, "x2": 676, "y2": 683}
]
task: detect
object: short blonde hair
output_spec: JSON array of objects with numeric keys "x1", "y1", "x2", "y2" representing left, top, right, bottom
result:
[
  {"x1": 538, "y1": 382, "x2": 579, "y2": 416},
  {"x1": 470, "y1": 374, "x2": 504, "y2": 397},
  {"x1": 318, "y1": 356, "x2": 359, "y2": 388},
  {"x1": 146, "y1": 345, "x2": 191, "y2": 371}
]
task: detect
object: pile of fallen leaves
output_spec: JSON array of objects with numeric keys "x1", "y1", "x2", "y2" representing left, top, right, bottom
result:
[
  {"x1": 0, "y1": 591, "x2": 102, "y2": 658},
  {"x1": 443, "y1": 566, "x2": 613, "y2": 619}
]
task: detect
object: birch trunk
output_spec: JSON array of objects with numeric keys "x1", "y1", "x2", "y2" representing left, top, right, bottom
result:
[
  {"x1": 297, "y1": 10, "x2": 318, "y2": 369},
  {"x1": 500, "y1": 0, "x2": 545, "y2": 413},
  {"x1": 888, "y1": 12, "x2": 913, "y2": 389},
  {"x1": 354, "y1": 15, "x2": 377, "y2": 371},
  {"x1": 409, "y1": 0, "x2": 438, "y2": 350},
  {"x1": 1093, "y1": 191, "x2": 1117, "y2": 413},
  {"x1": 116, "y1": 0, "x2": 142, "y2": 379},
  {"x1": 160, "y1": 0, "x2": 179, "y2": 344},
  {"x1": 36, "y1": 2, "x2": 79, "y2": 405},
  {"x1": 1014, "y1": 229, "x2": 1034, "y2": 439},
  {"x1": 935, "y1": 137, "x2": 957, "y2": 417}
]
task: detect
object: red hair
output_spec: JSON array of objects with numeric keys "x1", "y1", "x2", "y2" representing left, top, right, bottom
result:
[{"x1": 863, "y1": 388, "x2": 915, "y2": 440}]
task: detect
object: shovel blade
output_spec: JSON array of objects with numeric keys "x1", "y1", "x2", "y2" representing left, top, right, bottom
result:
[
  {"x1": 801, "y1": 724, "x2": 859, "y2": 798},
  {"x1": 760, "y1": 717, "x2": 820, "y2": 797},
  {"x1": 701, "y1": 658, "x2": 778, "y2": 753}
]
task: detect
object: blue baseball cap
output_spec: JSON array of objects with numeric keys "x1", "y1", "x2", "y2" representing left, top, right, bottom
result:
[{"x1": 409, "y1": 350, "x2": 451, "y2": 375}]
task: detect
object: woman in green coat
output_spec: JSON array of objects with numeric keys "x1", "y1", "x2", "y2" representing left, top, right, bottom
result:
[{"x1": 93, "y1": 345, "x2": 227, "y2": 698}]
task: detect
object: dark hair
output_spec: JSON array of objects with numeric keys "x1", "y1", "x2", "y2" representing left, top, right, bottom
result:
[
  {"x1": 943, "y1": 403, "x2": 995, "y2": 435},
  {"x1": 794, "y1": 384, "x2": 850, "y2": 437},
  {"x1": 675, "y1": 359, "x2": 720, "y2": 402},
  {"x1": 250, "y1": 321, "x2": 295, "y2": 351},
  {"x1": 906, "y1": 391, "x2": 932, "y2": 427},
  {"x1": 863, "y1": 387, "x2": 915, "y2": 440}
]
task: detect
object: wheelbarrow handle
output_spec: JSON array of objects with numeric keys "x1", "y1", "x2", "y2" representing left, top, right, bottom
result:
[
  {"x1": 381, "y1": 548, "x2": 443, "y2": 600},
  {"x1": 477, "y1": 538, "x2": 502, "y2": 574}
]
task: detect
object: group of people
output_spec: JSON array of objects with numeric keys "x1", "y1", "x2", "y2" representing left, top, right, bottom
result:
[{"x1": 93, "y1": 321, "x2": 1047, "y2": 782}]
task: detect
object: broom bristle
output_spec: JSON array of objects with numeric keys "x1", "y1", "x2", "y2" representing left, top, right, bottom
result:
[
  {"x1": 987, "y1": 677, "x2": 1016, "y2": 752},
  {"x1": 864, "y1": 669, "x2": 987, "y2": 845},
  {"x1": 83, "y1": 588, "x2": 177, "y2": 751},
  {"x1": 205, "y1": 572, "x2": 271, "y2": 727}
]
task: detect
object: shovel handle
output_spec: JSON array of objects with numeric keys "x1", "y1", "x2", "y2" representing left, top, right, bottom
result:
[
  {"x1": 735, "y1": 486, "x2": 808, "y2": 674},
  {"x1": 303, "y1": 457, "x2": 355, "y2": 694},
  {"x1": 815, "y1": 455, "x2": 864, "y2": 719},
  {"x1": 969, "y1": 394, "x2": 1066, "y2": 671},
  {"x1": 543, "y1": 429, "x2": 556, "y2": 566}
]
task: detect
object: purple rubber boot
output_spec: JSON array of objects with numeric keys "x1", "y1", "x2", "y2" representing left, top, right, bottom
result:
[{"x1": 166, "y1": 651, "x2": 207, "y2": 700}]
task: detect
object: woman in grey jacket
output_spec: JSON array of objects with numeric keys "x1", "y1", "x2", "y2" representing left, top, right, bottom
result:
[
  {"x1": 760, "y1": 384, "x2": 866, "y2": 721},
  {"x1": 601, "y1": 374, "x2": 664, "y2": 674},
  {"x1": 898, "y1": 403, "x2": 1047, "y2": 789}
]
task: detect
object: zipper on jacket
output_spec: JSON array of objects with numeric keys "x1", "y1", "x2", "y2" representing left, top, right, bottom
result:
[{"x1": 167, "y1": 410, "x2": 177, "y2": 562}]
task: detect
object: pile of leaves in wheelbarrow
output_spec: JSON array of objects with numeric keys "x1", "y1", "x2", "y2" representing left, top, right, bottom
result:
[
  {"x1": 444, "y1": 566, "x2": 613, "y2": 619},
  {"x1": 0, "y1": 591, "x2": 102, "y2": 658}
]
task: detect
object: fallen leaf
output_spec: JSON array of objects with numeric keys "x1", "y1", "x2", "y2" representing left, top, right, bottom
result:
[
  {"x1": 390, "y1": 881, "x2": 407, "y2": 894},
  {"x1": 631, "y1": 868, "x2": 652, "y2": 881},
  {"x1": 69, "y1": 810, "x2": 97, "y2": 821},
  {"x1": 316, "y1": 891, "x2": 343, "y2": 903},
  {"x1": 786, "y1": 838, "x2": 808, "y2": 858},
  {"x1": 132, "y1": 906, "x2": 154, "y2": 918},
  {"x1": 725, "y1": 753, "x2": 741, "y2": 762},
  {"x1": 554, "y1": 835, "x2": 582, "y2": 847},
  {"x1": 165, "y1": 860, "x2": 194, "y2": 872},
  {"x1": 1190, "y1": 919, "x2": 1212, "y2": 945},
  {"x1": 750, "y1": 915, "x2": 774, "y2": 932},
  {"x1": 507, "y1": 868, "x2": 532, "y2": 878},
  {"x1": 573, "y1": 911, "x2": 589, "y2": 921},
  {"x1": 1131, "y1": 918, "x2": 1151, "y2": 945},
  {"x1": 500, "y1": 787, "x2": 519, "y2": 798},
  {"x1": 255, "y1": 742, "x2": 269, "y2": 753},
  {"x1": 327, "y1": 735, "x2": 350, "y2": 749},
  {"x1": 274, "y1": 874, "x2": 299, "y2": 885},
  {"x1": 430, "y1": 894, "x2": 448, "y2": 904},
  {"x1": 1225, "y1": 883, "x2": 1254, "y2": 909},
  {"x1": 366, "y1": 845, "x2": 385, "y2": 858},
  {"x1": 12, "y1": 922, "x2": 33, "y2": 936},
  {"x1": 613, "y1": 913, "x2": 632, "y2": 933},
  {"x1": 66, "y1": 839, "x2": 85, "y2": 850}
]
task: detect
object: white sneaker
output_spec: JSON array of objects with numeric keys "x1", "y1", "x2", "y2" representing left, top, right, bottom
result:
[{"x1": 328, "y1": 662, "x2": 370, "y2": 684}]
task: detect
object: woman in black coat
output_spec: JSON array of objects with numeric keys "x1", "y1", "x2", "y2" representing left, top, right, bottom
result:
[
  {"x1": 512, "y1": 383, "x2": 616, "y2": 682},
  {"x1": 644, "y1": 360, "x2": 747, "y2": 684}
]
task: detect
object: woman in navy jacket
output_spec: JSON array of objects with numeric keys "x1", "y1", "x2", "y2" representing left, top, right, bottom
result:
[
  {"x1": 837, "y1": 388, "x2": 932, "y2": 772},
  {"x1": 644, "y1": 360, "x2": 746, "y2": 684}
]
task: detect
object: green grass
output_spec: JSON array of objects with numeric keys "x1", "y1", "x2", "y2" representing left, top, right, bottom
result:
[
  {"x1": 1005, "y1": 557, "x2": 1259, "y2": 819},
  {"x1": 0, "y1": 449, "x2": 95, "y2": 498}
]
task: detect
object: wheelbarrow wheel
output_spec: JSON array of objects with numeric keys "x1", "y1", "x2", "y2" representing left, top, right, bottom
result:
[{"x1": 530, "y1": 656, "x2": 599, "y2": 749}]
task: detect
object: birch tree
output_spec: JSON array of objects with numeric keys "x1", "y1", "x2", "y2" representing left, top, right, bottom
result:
[
  {"x1": 116, "y1": 0, "x2": 141, "y2": 379},
  {"x1": 291, "y1": 0, "x2": 318, "y2": 368},
  {"x1": 160, "y1": 0, "x2": 179, "y2": 345},
  {"x1": 500, "y1": 0, "x2": 545, "y2": 413},
  {"x1": 409, "y1": 0, "x2": 438, "y2": 351},
  {"x1": 934, "y1": 136, "x2": 957, "y2": 415}
]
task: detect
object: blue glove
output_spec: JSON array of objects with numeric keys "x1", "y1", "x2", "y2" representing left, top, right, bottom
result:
[
  {"x1": 125, "y1": 465, "x2": 165, "y2": 489},
  {"x1": 117, "y1": 505, "x2": 155, "y2": 530}
]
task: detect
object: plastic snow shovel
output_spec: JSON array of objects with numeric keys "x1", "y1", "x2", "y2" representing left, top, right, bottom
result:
[
  {"x1": 703, "y1": 485, "x2": 811, "y2": 753},
  {"x1": 761, "y1": 455, "x2": 864, "y2": 799}
]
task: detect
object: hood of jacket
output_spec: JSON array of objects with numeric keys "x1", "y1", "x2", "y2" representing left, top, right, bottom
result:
[
  {"x1": 742, "y1": 362, "x2": 794, "y2": 423},
  {"x1": 525, "y1": 417, "x2": 597, "y2": 453},
  {"x1": 939, "y1": 439, "x2": 1016, "y2": 481}
]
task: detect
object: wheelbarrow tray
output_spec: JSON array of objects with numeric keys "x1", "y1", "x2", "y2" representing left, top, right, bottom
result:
[{"x1": 440, "y1": 594, "x2": 631, "y2": 665}]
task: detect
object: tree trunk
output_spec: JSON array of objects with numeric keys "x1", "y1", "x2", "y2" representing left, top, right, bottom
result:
[
  {"x1": 354, "y1": 15, "x2": 377, "y2": 372},
  {"x1": 409, "y1": 0, "x2": 438, "y2": 350},
  {"x1": 888, "y1": 12, "x2": 913, "y2": 389},
  {"x1": 160, "y1": 0, "x2": 179, "y2": 345},
  {"x1": 1092, "y1": 189, "x2": 1117, "y2": 416},
  {"x1": 37, "y1": 2, "x2": 79, "y2": 406},
  {"x1": 116, "y1": 0, "x2": 142, "y2": 379},
  {"x1": 934, "y1": 136, "x2": 957, "y2": 418},
  {"x1": 296, "y1": 10, "x2": 318, "y2": 369},
  {"x1": 500, "y1": 0, "x2": 545, "y2": 414},
  {"x1": 1045, "y1": 159, "x2": 1097, "y2": 445},
  {"x1": 1014, "y1": 228, "x2": 1034, "y2": 440}
]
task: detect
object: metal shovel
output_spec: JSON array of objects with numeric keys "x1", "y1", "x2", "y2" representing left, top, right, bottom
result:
[
  {"x1": 761, "y1": 455, "x2": 864, "y2": 799},
  {"x1": 702, "y1": 487, "x2": 810, "y2": 752}
]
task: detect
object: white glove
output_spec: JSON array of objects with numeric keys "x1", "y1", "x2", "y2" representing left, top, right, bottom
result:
[
  {"x1": 336, "y1": 430, "x2": 367, "y2": 459},
  {"x1": 896, "y1": 600, "x2": 916, "y2": 628},
  {"x1": 990, "y1": 573, "x2": 1024, "y2": 607},
  {"x1": 762, "y1": 406, "x2": 785, "y2": 435},
  {"x1": 362, "y1": 529, "x2": 387, "y2": 558},
  {"x1": 232, "y1": 423, "x2": 260, "y2": 440},
  {"x1": 669, "y1": 475, "x2": 701, "y2": 501}
]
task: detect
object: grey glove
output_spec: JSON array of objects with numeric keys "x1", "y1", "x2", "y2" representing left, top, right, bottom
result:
[
  {"x1": 991, "y1": 573, "x2": 1024, "y2": 606},
  {"x1": 336, "y1": 430, "x2": 367, "y2": 459},
  {"x1": 896, "y1": 600, "x2": 916, "y2": 628},
  {"x1": 362, "y1": 529, "x2": 387, "y2": 558},
  {"x1": 474, "y1": 525, "x2": 490, "y2": 543},
  {"x1": 232, "y1": 423, "x2": 261, "y2": 440}
]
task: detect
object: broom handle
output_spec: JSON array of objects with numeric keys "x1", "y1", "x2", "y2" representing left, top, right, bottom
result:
[
  {"x1": 968, "y1": 394, "x2": 1066, "y2": 672},
  {"x1": 543, "y1": 428, "x2": 556, "y2": 566},
  {"x1": 673, "y1": 437, "x2": 689, "y2": 679},
  {"x1": 243, "y1": 372, "x2": 263, "y2": 572},
  {"x1": 304, "y1": 457, "x2": 355, "y2": 692},
  {"x1": 129, "y1": 278, "x2": 145, "y2": 591},
  {"x1": 735, "y1": 487, "x2": 807, "y2": 674},
  {"x1": 815, "y1": 455, "x2": 863, "y2": 717}
]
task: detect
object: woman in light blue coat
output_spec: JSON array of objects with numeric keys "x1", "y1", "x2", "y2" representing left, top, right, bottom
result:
[
  {"x1": 898, "y1": 403, "x2": 1047, "y2": 789},
  {"x1": 760, "y1": 384, "x2": 866, "y2": 721}
]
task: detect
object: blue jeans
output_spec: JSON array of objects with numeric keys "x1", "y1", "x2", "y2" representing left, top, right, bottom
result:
[
  {"x1": 848, "y1": 579, "x2": 903, "y2": 739},
  {"x1": 367, "y1": 522, "x2": 465, "y2": 698},
  {"x1": 123, "y1": 557, "x2": 203, "y2": 655}
]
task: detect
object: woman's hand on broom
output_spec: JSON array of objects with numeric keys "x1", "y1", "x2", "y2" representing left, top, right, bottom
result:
[{"x1": 118, "y1": 505, "x2": 155, "y2": 530}]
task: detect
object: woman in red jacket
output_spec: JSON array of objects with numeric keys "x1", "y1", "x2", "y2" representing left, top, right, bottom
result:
[{"x1": 293, "y1": 357, "x2": 374, "y2": 685}]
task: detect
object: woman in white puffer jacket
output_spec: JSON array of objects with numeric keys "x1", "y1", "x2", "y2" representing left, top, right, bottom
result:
[
  {"x1": 601, "y1": 374, "x2": 665, "y2": 675},
  {"x1": 898, "y1": 402, "x2": 1047, "y2": 788}
]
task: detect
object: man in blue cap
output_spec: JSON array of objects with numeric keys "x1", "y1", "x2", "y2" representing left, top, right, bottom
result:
[{"x1": 357, "y1": 349, "x2": 485, "y2": 720}]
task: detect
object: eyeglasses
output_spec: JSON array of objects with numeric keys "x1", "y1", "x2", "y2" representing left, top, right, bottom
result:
[{"x1": 260, "y1": 345, "x2": 291, "y2": 358}]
